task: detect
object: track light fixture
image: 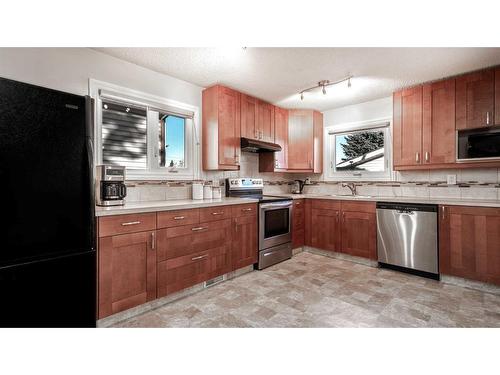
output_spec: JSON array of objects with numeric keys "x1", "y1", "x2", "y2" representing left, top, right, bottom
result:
[{"x1": 299, "y1": 75, "x2": 353, "y2": 100}]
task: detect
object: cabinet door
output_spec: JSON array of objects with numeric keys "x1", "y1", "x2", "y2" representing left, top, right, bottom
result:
[
  {"x1": 292, "y1": 200, "x2": 305, "y2": 248},
  {"x1": 258, "y1": 101, "x2": 275, "y2": 142},
  {"x1": 288, "y1": 109, "x2": 313, "y2": 170},
  {"x1": 98, "y1": 230, "x2": 156, "y2": 319},
  {"x1": 232, "y1": 215, "x2": 258, "y2": 270},
  {"x1": 313, "y1": 110, "x2": 323, "y2": 173},
  {"x1": 340, "y1": 210, "x2": 376, "y2": 260},
  {"x1": 439, "y1": 205, "x2": 500, "y2": 285},
  {"x1": 456, "y1": 69, "x2": 495, "y2": 130},
  {"x1": 241, "y1": 94, "x2": 258, "y2": 139},
  {"x1": 274, "y1": 106, "x2": 288, "y2": 170},
  {"x1": 496, "y1": 67, "x2": 500, "y2": 125},
  {"x1": 393, "y1": 87, "x2": 423, "y2": 167},
  {"x1": 310, "y1": 208, "x2": 340, "y2": 251},
  {"x1": 422, "y1": 79, "x2": 456, "y2": 165},
  {"x1": 218, "y1": 86, "x2": 241, "y2": 167}
]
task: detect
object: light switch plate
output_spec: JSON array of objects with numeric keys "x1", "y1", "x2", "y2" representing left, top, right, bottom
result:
[{"x1": 446, "y1": 174, "x2": 457, "y2": 185}]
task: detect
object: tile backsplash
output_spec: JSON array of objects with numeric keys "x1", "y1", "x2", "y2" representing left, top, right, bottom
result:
[{"x1": 124, "y1": 152, "x2": 500, "y2": 202}]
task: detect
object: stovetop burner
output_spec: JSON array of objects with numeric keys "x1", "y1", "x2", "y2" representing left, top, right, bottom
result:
[{"x1": 225, "y1": 178, "x2": 291, "y2": 203}]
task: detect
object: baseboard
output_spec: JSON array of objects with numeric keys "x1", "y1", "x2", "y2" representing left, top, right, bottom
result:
[
  {"x1": 441, "y1": 275, "x2": 500, "y2": 296},
  {"x1": 303, "y1": 246, "x2": 378, "y2": 268}
]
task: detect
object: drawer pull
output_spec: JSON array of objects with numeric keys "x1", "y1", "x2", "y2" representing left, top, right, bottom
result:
[
  {"x1": 211, "y1": 211, "x2": 224, "y2": 215},
  {"x1": 191, "y1": 254, "x2": 208, "y2": 261},
  {"x1": 121, "y1": 221, "x2": 141, "y2": 226},
  {"x1": 191, "y1": 226, "x2": 207, "y2": 231},
  {"x1": 242, "y1": 208, "x2": 253, "y2": 211},
  {"x1": 173, "y1": 216, "x2": 185, "y2": 220},
  {"x1": 151, "y1": 232, "x2": 155, "y2": 250}
]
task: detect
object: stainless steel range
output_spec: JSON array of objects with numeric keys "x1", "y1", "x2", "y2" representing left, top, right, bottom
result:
[{"x1": 226, "y1": 178, "x2": 293, "y2": 269}]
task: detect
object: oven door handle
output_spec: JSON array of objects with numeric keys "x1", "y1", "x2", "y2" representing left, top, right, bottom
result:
[{"x1": 260, "y1": 201, "x2": 293, "y2": 209}]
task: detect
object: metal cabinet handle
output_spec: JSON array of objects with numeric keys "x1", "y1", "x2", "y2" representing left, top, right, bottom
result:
[
  {"x1": 191, "y1": 226, "x2": 207, "y2": 231},
  {"x1": 441, "y1": 206, "x2": 446, "y2": 221},
  {"x1": 191, "y1": 254, "x2": 208, "y2": 261},
  {"x1": 342, "y1": 212, "x2": 345, "y2": 223},
  {"x1": 425, "y1": 152, "x2": 430, "y2": 163},
  {"x1": 336, "y1": 211, "x2": 339, "y2": 222},
  {"x1": 121, "y1": 221, "x2": 141, "y2": 226},
  {"x1": 486, "y1": 112, "x2": 490, "y2": 125},
  {"x1": 415, "y1": 152, "x2": 420, "y2": 164},
  {"x1": 242, "y1": 208, "x2": 252, "y2": 211},
  {"x1": 173, "y1": 216, "x2": 185, "y2": 220},
  {"x1": 151, "y1": 232, "x2": 155, "y2": 250},
  {"x1": 211, "y1": 211, "x2": 224, "y2": 215}
]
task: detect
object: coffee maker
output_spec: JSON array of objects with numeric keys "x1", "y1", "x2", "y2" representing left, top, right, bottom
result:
[{"x1": 95, "y1": 165, "x2": 127, "y2": 206}]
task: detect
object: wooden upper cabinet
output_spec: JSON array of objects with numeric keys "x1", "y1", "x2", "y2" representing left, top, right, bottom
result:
[
  {"x1": 98, "y1": 230, "x2": 156, "y2": 319},
  {"x1": 456, "y1": 68, "x2": 495, "y2": 130},
  {"x1": 240, "y1": 94, "x2": 258, "y2": 140},
  {"x1": 287, "y1": 109, "x2": 314, "y2": 171},
  {"x1": 202, "y1": 85, "x2": 241, "y2": 170},
  {"x1": 257, "y1": 101, "x2": 275, "y2": 143},
  {"x1": 274, "y1": 107, "x2": 288, "y2": 170},
  {"x1": 422, "y1": 79, "x2": 456, "y2": 165},
  {"x1": 393, "y1": 86, "x2": 423, "y2": 167},
  {"x1": 259, "y1": 106, "x2": 288, "y2": 172},
  {"x1": 313, "y1": 110, "x2": 323, "y2": 173},
  {"x1": 440, "y1": 205, "x2": 500, "y2": 285}
]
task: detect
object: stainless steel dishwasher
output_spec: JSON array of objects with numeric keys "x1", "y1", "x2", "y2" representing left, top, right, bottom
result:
[{"x1": 376, "y1": 202, "x2": 439, "y2": 278}]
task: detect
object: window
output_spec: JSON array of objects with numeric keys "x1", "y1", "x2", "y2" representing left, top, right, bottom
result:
[
  {"x1": 159, "y1": 114, "x2": 186, "y2": 168},
  {"x1": 91, "y1": 80, "x2": 199, "y2": 180},
  {"x1": 326, "y1": 120, "x2": 391, "y2": 180}
]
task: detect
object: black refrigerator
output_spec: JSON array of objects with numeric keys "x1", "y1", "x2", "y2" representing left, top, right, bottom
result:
[{"x1": 0, "y1": 77, "x2": 96, "y2": 327}]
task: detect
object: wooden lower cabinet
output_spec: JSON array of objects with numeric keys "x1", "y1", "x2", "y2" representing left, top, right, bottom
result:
[
  {"x1": 98, "y1": 230, "x2": 156, "y2": 319},
  {"x1": 232, "y1": 215, "x2": 258, "y2": 270},
  {"x1": 439, "y1": 205, "x2": 500, "y2": 285},
  {"x1": 156, "y1": 219, "x2": 232, "y2": 297},
  {"x1": 308, "y1": 199, "x2": 376, "y2": 260},
  {"x1": 340, "y1": 202, "x2": 377, "y2": 260},
  {"x1": 310, "y1": 200, "x2": 341, "y2": 252},
  {"x1": 292, "y1": 199, "x2": 305, "y2": 248}
]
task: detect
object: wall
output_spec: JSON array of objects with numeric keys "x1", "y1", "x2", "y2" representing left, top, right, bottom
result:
[{"x1": 0, "y1": 48, "x2": 202, "y2": 107}]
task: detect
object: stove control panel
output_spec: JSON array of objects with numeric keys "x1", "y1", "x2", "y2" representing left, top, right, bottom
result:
[{"x1": 227, "y1": 178, "x2": 264, "y2": 190}]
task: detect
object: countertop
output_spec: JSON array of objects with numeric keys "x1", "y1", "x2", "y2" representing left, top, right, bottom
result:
[
  {"x1": 95, "y1": 193, "x2": 500, "y2": 217},
  {"x1": 95, "y1": 197, "x2": 259, "y2": 217},
  {"x1": 275, "y1": 193, "x2": 500, "y2": 208}
]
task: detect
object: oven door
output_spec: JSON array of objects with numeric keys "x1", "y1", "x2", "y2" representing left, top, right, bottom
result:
[{"x1": 259, "y1": 201, "x2": 293, "y2": 250}]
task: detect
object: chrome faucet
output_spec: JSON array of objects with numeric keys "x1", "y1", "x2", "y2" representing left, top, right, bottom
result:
[{"x1": 341, "y1": 182, "x2": 357, "y2": 196}]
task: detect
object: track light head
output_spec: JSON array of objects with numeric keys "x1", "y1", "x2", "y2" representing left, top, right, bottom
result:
[
  {"x1": 300, "y1": 92, "x2": 304, "y2": 100},
  {"x1": 322, "y1": 86, "x2": 326, "y2": 95},
  {"x1": 348, "y1": 77, "x2": 352, "y2": 88}
]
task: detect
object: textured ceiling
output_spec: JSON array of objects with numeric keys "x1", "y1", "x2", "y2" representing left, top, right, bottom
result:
[{"x1": 94, "y1": 48, "x2": 500, "y2": 111}]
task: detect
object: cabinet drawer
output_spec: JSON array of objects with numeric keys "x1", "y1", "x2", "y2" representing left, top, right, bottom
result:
[
  {"x1": 157, "y1": 209, "x2": 199, "y2": 229},
  {"x1": 157, "y1": 245, "x2": 231, "y2": 297},
  {"x1": 311, "y1": 199, "x2": 341, "y2": 210},
  {"x1": 231, "y1": 203, "x2": 258, "y2": 218},
  {"x1": 157, "y1": 219, "x2": 231, "y2": 261},
  {"x1": 341, "y1": 201, "x2": 376, "y2": 214},
  {"x1": 98, "y1": 213, "x2": 156, "y2": 237},
  {"x1": 199, "y1": 206, "x2": 232, "y2": 222}
]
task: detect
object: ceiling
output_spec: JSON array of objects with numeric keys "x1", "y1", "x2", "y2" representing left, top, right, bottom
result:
[{"x1": 94, "y1": 48, "x2": 500, "y2": 111}]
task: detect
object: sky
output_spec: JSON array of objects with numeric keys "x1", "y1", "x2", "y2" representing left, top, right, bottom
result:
[{"x1": 165, "y1": 115, "x2": 185, "y2": 166}]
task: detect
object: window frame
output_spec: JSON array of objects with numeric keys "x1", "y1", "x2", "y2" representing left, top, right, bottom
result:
[
  {"x1": 90, "y1": 79, "x2": 200, "y2": 180},
  {"x1": 324, "y1": 117, "x2": 393, "y2": 181}
]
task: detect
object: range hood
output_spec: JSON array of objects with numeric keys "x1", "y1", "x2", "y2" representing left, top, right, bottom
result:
[{"x1": 240, "y1": 137, "x2": 282, "y2": 153}]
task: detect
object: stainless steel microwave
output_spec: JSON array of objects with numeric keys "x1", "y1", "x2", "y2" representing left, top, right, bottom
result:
[{"x1": 457, "y1": 126, "x2": 500, "y2": 162}]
